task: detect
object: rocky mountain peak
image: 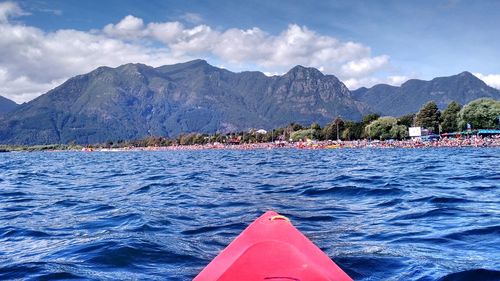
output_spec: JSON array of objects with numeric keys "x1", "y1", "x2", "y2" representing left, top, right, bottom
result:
[
  {"x1": 284, "y1": 65, "x2": 324, "y2": 80},
  {"x1": 458, "y1": 71, "x2": 474, "y2": 77}
]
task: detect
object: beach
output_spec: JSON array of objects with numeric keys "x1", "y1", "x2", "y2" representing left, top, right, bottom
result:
[{"x1": 82, "y1": 135, "x2": 500, "y2": 152}]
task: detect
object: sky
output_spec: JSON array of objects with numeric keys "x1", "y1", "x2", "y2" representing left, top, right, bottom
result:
[{"x1": 1, "y1": 0, "x2": 500, "y2": 103}]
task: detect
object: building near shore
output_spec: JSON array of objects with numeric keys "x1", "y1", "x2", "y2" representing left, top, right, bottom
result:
[{"x1": 441, "y1": 129, "x2": 500, "y2": 138}]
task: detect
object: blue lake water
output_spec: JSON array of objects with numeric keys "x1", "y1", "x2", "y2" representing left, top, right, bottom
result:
[{"x1": 0, "y1": 148, "x2": 499, "y2": 280}]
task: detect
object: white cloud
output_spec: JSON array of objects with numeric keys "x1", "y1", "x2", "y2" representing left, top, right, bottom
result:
[
  {"x1": 473, "y1": 73, "x2": 500, "y2": 90},
  {"x1": 37, "y1": 8, "x2": 62, "y2": 16},
  {"x1": 263, "y1": 71, "x2": 283, "y2": 77},
  {"x1": 167, "y1": 24, "x2": 219, "y2": 55},
  {"x1": 0, "y1": 1, "x2": 29, "y2": 23},
  {"x1": 146, "y1": 21, "x2": 184, "y2": 43},
  {"x1": 259, "y1": 25, "x2": 372, "y2": 71},
  {"x1": 103, "y1": 15, "x2": 145, "y2": 39},
  {"x1": 340, "y1": 55, "x2": 390, "y2": 78},
  {"x1": 0, "y1": 68, "x2": 65, "y2": 103},
  {"x1": 0, "y1": 5, "x2": 399, "y2": 103},
  {"x1": 387, "y1": 75, "x2": 408, "y2": 86},
  {"x1": 343, "y1": 77, "x2": 381, "y2": 90},
  {"x1": 343, "y1": 75, "x2": 409, "y2": 90},
  {"x1": 0, "y1": 7, "x2": 192, "y2": 102},
  {"x1": 180, "y1": 12, "x2": 203, "y2": 24},
  {"x1": 133, "y1": 21, "x2": 389, "y2": 76}
]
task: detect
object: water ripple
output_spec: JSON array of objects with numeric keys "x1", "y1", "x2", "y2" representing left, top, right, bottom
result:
[{"x1": 0, "y1": 148, "x2": 499, "y2": 280}]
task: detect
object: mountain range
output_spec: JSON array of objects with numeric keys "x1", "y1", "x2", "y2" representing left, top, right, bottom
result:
[
  {"x1": 0, "y1": 60, "x2": 368, "y2": 144},
  {"x1": 0, "y1": 96, "x2": 17, "y2": 114},
  {"x1": 352, "y1": 71, "x2": 500, "y2": 116},
  {"x1": 0, "y1": 60, "x2": 499, "y2": 145}
]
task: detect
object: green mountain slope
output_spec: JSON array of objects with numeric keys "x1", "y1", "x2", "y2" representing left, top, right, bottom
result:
[{"x1": 0, "y1": 60, "x2": 367, "y2": 144}]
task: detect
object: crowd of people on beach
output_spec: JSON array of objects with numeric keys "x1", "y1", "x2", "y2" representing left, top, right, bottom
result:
[
  {"x1": 337, "y1": 135, "x2": 500, "y2": 149},
  {"x1": 87, "y1": 135, "x2": 500, "y2": 151}
]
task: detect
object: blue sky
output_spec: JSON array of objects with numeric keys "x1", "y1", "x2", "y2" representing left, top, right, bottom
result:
[{"x1": 1, "y1": 0, "x2": 500, "y2": 102}]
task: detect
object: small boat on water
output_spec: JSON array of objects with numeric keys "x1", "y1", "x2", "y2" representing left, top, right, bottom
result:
[{"x1": 194, "y1": 211, "x2": 352, "y2": 281}]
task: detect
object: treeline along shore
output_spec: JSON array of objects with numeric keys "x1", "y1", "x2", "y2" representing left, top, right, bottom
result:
[{"x1": 1, "y1": 98, "x2": 499, "y2": 152}]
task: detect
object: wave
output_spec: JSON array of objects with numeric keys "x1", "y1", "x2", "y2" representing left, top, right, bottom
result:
[
  {"x1": 438, "y1": 269, "x2": 500, "y2": 281},
  {"x1": 445, "y1": 225, "x2": 500, "y2": 240},
  {"x1": 301, "y1": 185, "x2": 405, "y2": 197}
]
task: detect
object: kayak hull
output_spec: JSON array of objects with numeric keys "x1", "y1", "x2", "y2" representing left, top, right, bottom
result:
[{"x1": 194, "y1": 211, "x2": 352, "y2": 281}]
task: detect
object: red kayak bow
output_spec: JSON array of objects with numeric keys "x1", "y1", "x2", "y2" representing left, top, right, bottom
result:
[{"x1": 194, "y1": 211, "x2": 352, "y2": 281}]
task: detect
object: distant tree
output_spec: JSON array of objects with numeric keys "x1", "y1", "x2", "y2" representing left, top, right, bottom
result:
[
  {"x1": 238, "y1": 132, "x2": 249, "y2": 143},
  {"x1": 291, "y1": 129, "x2": 314, "y2": 141},
  {"x1": 322, "y1": 125, "x2": 334, "y2": 140},
  {"x1": 397, "y1": 113, "x2": 415, "y2": 128},
  {"x1": 289, "y1": 122, "x2": 304, "y2": 131},
  {"x1": 390, "y1": 124, "x2": 409, "y2": 139},
  {"x1": 334, "y1": 117, "x2": 344, "y2": 126},
  {"x1": 215, "y1": 133, "x2": 226, "y2": 143},
  {"x1": 322, "y1": 117, "x2": 344, "y2": 140},
  {"x1": 255, "y1": 132, "x2": 267, "y2": 142},
  {"x1": 365, "y1": 117, "x2": 408, "y2": 140},
  {"x1": 260, "y1": 131, "x2": 272, "y2": 142},
  {"x1": 311, "y1": 122, "x2": 321, "y2": 130},
  {"x1": 272, "y1": 128, "x2": 285, "y2": 141},
  {"x1": 440, "y1": 101, "x2": 462, "y2": 133},
  {"x1": 193, "y1": 134, "x2": 208, "y2": 144},
  {"x1": 415, "y1": 101, "x2": 441, "y2": 133},
  {"x1": 310, "y1": 122, "x2": 323, "y2": 140},
  {"x1": 160, "y1": 138, "x2": 173, "y2": 146},
  {"x1": 341, "y1": 121, "x2": 364, "y2": 140},
  {"x1": 362, "y1": 113, "x2": 380, "y2": 124},
  {"x1": 178, "y1": 134, "x2": 193, "y2": 145},
  {"x1": 458, "y1": 98, "x2": 500, "y2": 130}
]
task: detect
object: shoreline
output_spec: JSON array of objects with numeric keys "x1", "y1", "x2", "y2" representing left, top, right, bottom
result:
[{"x1": 3, "y1": 135, "x2": 499, "y2": 152}]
